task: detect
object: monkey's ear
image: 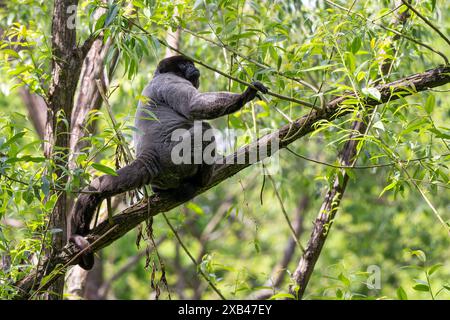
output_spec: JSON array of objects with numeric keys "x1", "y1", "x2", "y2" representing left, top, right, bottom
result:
[{"x1": 155, "y1": 61, "x2": 169, "y2": 74}]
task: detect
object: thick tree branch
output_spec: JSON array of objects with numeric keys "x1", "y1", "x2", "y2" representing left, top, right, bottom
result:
[
  {"x1": 66, "y1": 1, "x2": 134, "y2": 299},
  {"x1": 13, "y1": 65, "x2": 450, "y2": 299},
  {"x1": 45, "y1": 0, "x2": 84, "y2": 299}
]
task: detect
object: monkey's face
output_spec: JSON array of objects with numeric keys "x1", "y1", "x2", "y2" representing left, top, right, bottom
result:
[
  {"x1": 156, "y1": 56, "x2": 201, "y2": 88},
  {"x1": 180, "y1": 61, "x2": 200, "y2": 89}
]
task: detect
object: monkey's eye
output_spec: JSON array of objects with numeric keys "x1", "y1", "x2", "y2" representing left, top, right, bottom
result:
[{"x1": 178, "y1": 63, "x2": 187, "y2": 72}]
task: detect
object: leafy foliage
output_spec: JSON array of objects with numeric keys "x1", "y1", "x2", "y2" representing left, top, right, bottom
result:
[{"x1": 0, "y1": 0, "x2": 449, "y2": 299}]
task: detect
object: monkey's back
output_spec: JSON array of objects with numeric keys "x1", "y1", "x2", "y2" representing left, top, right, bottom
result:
[{"x1": 133, "y1": 77, "x2": 212, "y2": 190}]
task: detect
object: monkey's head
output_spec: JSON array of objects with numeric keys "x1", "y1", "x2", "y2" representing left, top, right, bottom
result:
[{"x1": 155, "y1": 55, "x2": 200, "y2": 88}]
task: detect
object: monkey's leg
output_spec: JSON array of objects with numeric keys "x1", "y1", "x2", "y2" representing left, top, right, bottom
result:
[{"x1": 71, "y1": 159, "x2": 157, "y2": 270}]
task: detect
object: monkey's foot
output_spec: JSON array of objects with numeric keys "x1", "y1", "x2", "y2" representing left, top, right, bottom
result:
[{"x1": 69, "y1": 235, "x2": 94, "y2": 270}]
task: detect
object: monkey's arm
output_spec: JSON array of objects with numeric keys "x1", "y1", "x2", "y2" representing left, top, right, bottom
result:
[
  {"x1": 156, "y1": 77, "x2": 268, "y2": 120},
  {"x1": 187, "y1": 81, "x2": 268, "y2": 120}
]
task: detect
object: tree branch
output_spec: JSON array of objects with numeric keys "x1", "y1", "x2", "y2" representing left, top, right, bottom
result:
[
  {"x1": 45, "y1": 0, "x2": 85, "y2": 299},
  {"x1": 13, "y1": 65, "x2": 450, "y2": 299}
]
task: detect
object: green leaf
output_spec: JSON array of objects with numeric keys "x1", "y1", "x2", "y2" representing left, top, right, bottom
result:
[
  {"x1": 380, "y1": 180, "x2": 397, "y2": 196},
  {"x1": 41, "y1": 176, "x2": 50, "y2": 197},
  {"x1": 373, "y1": 120, "x2": 385, "y2": 131},
  {"x1": 105, "y1": 4, "x2": 119, "y2": 27},
  {"x1": 397, "y1": 287, "x2": 408, "y2": 300},
  {"x1": 277, "y1": 56, "x2": 282, "y2": 71},
  {"x1": 338, "y1": 273, "x2": 351, "y2": 286},
  {"x1": 91, "y1": 163, "x2": 118, "y2": 176},
  {"x1": 427, "y1": 263, "x2": 443, "y2": 276},
  {"x1": 362, "y1": 87, "x2": 381, "y2": 101},
  {"x1": 268, "y1": 46, "x2": 278, "y2": 63},
  {"x1": 431, "y1": 0, "x2": 436, "y2": 11},
  {"x1": 22, "y1": 188, "x2": 34, "y2": 205},
  {"x1": 186, "y1": 202, "x2": 204, "y2": 215},
  {"x1": 139, "y1": 108, "x2": 158, "y2": 121},
  {"x1": 424, "y1": 95, "x2": 435, "y2": 114},
  {"x1": 412, "y1": 284, "x2": 429, "y2": 292},
  {"x1": 1, "y1": 132, "x2": 26, "y2": 149},
  {"x1": 356, "y1": 71, "x2": 366, "y2": 82},
  {"x1": 351, "y1": 37, "x2": 362, "y2": 54},
  {"x1": 402, "y1": 118, "x2": 430, "y2": 135},
  {"x1": 344, "y1": 52, "x2": 356, "y2": 73},
  {"x1": 410, "y1": 249, "x2": 427, "y2": 262},
  {"x1": 1, "y1": 49, "x2": 20, "y2": 59},
  {"x1": 428, "y1": 127, "x2": 450, "y2": 139},
  {"x1": 269, "y1": 293, "x2": 295, "y2": 300},
  {"x1": 94, "y1": 13, "x2": 107, "y2": 31}
]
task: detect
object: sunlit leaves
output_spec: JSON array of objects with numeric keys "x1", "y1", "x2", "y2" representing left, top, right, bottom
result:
[
  {"x1": 397, "y1": 287, "x2": 408, "y2": 300},
  {"x1": 361, "y1": 87, "x2": 381, "y2": 101},
  {"x1": 91, "y1": 162, "x2": 118, "y2": 176}
]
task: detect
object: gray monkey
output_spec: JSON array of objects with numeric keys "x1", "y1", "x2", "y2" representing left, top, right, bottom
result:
[{"x1": 70, "y1": 55, "x2": 268, "y2": 270}]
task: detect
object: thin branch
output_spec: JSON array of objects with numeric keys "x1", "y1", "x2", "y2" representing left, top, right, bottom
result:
[
  {"x1": 401, "y1": 0, "x2": 450, "y2": 47},
  {"x1": 286, "y1": 147, "x2": 449, "y2": 170},
  {"x1": 162, "y1": 213, "x2": 226, "y2": 300},
  {"x1": 125, "y1": 18, "x2": 320, "y2": 111},
  {"x1": 290, "y1": 2, "x2": 414, "y2": 299},
  {"x1": 372, "y1": 3, "x2": 404, "y2": 22},
  {"x1": 325, "y1": 0, "x2": 449, "y2": 65},
  {"x1": 181, "y1": 28, "x2": 322, "y2": 96},
  {"x1": 267, "y1": 174, "x2": 305, "y2": 253}
]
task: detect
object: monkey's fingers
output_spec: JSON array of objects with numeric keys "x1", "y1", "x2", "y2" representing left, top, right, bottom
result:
[{"x1": 251, "y1": 81, "x2": 269, "y2": 94}]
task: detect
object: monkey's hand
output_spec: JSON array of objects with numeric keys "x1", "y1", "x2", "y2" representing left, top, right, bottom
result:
[
  {"x1": 251, "y1": 81, "x2": 269, "y2": 94},
  {"x1": 243, "y1": 81, "x2": 269, "y2": 103}
]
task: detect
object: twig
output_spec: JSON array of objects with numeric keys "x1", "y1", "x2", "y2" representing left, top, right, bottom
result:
[
  {"x1": 162, "y1": 213, "x2": 226, "y2": 300},
  {"x1": 267, "y1": 174, "x2": 305, "y2": 253},
  {"x1": 325, "y1": 0, "x2": 449, "y2": 65},
  {"x1": 286, "y1": 147, "x2": 449, "y2": 170},
  {"x1": 124, "y1": 18, "x2": 320, "y2": 111},
  {"x1": 181, "y1": 28, "x2": 323, "y2": 97},
  {"x1": 401, "y1": 0, "x2": 450, "y2": 47}
]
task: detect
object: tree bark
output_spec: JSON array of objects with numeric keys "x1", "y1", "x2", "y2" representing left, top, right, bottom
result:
[
  {"x1": 45, "y1": 0, "x2": 85, "y2": 299},
  {"x1": 290, "y1": 120, "x2": 364, "y2": 298},
  {"x1": 65, "y1": 7, "x2": 116, "y2": 300}
]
